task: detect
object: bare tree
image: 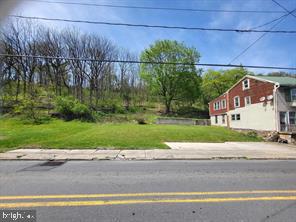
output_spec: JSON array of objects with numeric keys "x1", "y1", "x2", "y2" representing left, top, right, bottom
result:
[{"x1": 0, "y1": 18, "x2": 146, "y2": 114}]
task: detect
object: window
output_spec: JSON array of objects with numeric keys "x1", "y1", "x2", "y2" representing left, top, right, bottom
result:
[
  {"x1": 215, "y1": 115, "x2": 218, "y2": 124},
  {"x1": 242, "y1": 79, "x2": 250, "y2": 90},
  {"x1": 289, "y1": 112, "x2": 296, "y2": 125},
  {"x1": 213, "y1": 102, "x2": 218, "y2": 110},
  {"x1": 291, "y1": 89, "x2": 296, "y2": 101},
  {"x1": 234, "y1": 96, "x2": 240, "y2": 108},
  {"x1": 214, "y1": 101, "x2": 221, "y2": 110},
  {"x1": 231, "y1": 114, "x2": 241, "y2": 121},
  {"x1": 222, "y1": 114, "x2": 226, "y2": 124},
  {"x1": 221, "y1": 99, "x2": 226, "y2": 109},
  {"x1": 244, "y1": 96, "x2": 251, "y2": 106}
]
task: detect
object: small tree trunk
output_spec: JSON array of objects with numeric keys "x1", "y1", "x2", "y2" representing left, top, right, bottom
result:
[{"x1": 165, "y1": 101, "x2": 171, "y2": 114}]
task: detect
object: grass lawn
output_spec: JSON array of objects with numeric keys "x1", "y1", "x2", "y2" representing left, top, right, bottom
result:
[{"x1": 0, "y1": 117, "x2": 261, "y2": 152}]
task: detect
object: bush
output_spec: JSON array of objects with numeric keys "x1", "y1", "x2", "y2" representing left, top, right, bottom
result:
[
  {"x1": 135, "y1": 116, "x2": 147, "y2": 125},
  {"x1": 55, "y1": 97, "x2": 95, "y2": 121},
  {"x1": 246, "y1": 131, "x2": 258, "y2": 138},
  {"x1": 113, "y1": 104, "x2": 126, "y2": 114},
  {"x1": 55, "y1": 97, "x2": 75, "y2": 118},
  {"x1": 127, "y1": 106, "x2": 143, "y2": 113},
  {"x1": 13, "y1": 97, "x2": 50, "y2": 124}
]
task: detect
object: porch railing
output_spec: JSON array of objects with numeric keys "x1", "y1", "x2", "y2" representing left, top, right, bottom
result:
[{"x1": 280, "y1": 124, "x2": 296, "y2": 132}]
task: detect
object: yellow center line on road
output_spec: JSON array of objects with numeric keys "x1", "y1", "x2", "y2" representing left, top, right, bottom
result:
[
  {"x1": 1, "y1": 196, "x2": 296, "y2": 208},
  {"x1": 1, "y1": 190, "x2": 296, "y2": 200}
]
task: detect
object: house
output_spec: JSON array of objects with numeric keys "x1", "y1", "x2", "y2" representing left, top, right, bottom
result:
[{"x1": 209, "y1": 75, "x2": 296, "y2": 133}]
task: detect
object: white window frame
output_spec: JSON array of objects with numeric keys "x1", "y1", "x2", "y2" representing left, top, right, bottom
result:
[
  {"x1": 214, "y1": 101, "x2": 221, "y2": 110},
  {"x1": 221, "y1": 99, "x2": 226, "y2": 109},
  {"x1": 244, "y1": 96, "x2": 251, "y2": 106},
  {"x1": 231, "y1": 114, "x2": 236, "y2": 121},
  {"x1": 242, "y1": 79, "x2": 250, "y2": 90},
  {"x1": 234, "y1": 96, "x2": 240, "y2": 108},
  {"x1": 231, "y1": 114, "x2": 241, "y2": 121}
]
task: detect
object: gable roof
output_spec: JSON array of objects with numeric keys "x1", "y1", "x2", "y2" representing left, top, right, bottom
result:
[
  {"x1": 254, "y1": 76, "x2": 296, "y2": 86},
  {"x1": 209, "y1": 75, "x2": 296, "y2": 104}
]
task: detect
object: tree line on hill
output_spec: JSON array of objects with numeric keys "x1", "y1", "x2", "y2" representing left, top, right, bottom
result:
[{"x1": 0, "y1": 19, "x2": 294, "y2": 122}]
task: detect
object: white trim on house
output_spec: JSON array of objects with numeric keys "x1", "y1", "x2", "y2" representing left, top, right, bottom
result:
[
  {"x1": 226, "y1": 75, "x2": 279, "y2": 94},
  {"x1": 242, "y1": 79, "x2": 250, "y2": 90},
  {"x1": 234, "y1": 96, "x2": 240, "y2": 108},
  {"x1": 244, "y1": 96, "x2": 251, "y2": 106},
  {"x1": 221, "y1": 99, "x2": 226, "y2": 109},
  {"x1": 213, "y1": 101, "x2": 221, "y2": 110},
  {"x1": 246, "y1": 75, "x2": 280, "y2": 85},
  {"x1": 210, "y1": 114, "x2": 227, "y2": 126}
]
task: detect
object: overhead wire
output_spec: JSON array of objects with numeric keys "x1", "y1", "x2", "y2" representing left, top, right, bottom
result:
[
  {"x1": 8, "y1": 15, "x2": 296, "y2": 34},
  {"x1": 26, "y1": 0, "x2": 286, "y2": 14},
  {"x1": 0, "y1": 53, "x2": 295, "y2": 70}
]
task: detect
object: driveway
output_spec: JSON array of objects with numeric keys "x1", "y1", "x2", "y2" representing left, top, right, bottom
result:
[{"x1": 165, "y1": 142, "x2": 296, "y2": 159}]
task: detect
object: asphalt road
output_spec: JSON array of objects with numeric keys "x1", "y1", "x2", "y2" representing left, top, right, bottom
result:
[{"x1": 0, "y1": 160, "x2": 296, "y2": 222}]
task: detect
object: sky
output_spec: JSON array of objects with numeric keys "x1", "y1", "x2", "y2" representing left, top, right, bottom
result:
[{"x1": 5, "y1": 0, "x2": 296, "y2": 73}]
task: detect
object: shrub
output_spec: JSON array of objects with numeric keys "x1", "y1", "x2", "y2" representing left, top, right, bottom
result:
[
  {"x1": 113, "y1": 104, "x2": 126, "y2": 114},
  {"x1": 246, "y1": 131, "x2": 258, "y2": 138},
  {"x1": 127, "y1": 106, "x2": 143, "y2": 113},
  {"x1": 135, "y1": 116, "x2": 147, "y2": 125},
  {"x1": 55, "y1": 96, "x2": 75, "y2": 119},
  {"x1": 96, "y1": 99, "x2": 124, "y2": 114},
  {"x1": 13, "y1": 97, "x2": 49, "y2": 124},
  {"x1": 71, "y1": 103, "x2": 92, "y2": 120},
  {"x1": 55, "y1": 96, "x2": 95, "y2": 121}
]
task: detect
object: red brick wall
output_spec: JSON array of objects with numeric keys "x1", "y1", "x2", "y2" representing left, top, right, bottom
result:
[
  {"x1": 228, "y1": 77, "x2": 274, "y2": 110},
  {"x1": 209, "y1": 93, "x2": 228, "y2": 116}
]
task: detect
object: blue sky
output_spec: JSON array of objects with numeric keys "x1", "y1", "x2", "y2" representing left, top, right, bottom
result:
[{"x1": 10, "y1": 0, "x2": 296, "y2": 73}]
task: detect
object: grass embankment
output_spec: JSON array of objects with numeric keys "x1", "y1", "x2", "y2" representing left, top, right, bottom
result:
[{"x1": 0, "y1": 117, "x2": 261, "y2": 152}]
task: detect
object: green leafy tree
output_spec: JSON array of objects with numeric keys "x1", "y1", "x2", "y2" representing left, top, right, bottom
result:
[
  {"x1": 201, "y1": 67, "x2": 251, "y2": 103},
  {"x1": 140, "y1": 40, "x2": 201, "y2": 113}
]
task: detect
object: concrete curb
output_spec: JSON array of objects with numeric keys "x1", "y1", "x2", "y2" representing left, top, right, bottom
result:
[
  {"x1": 2, "y1": 142, "x2": 296, "y2": 161},
  {"x1": 1, "y1": 149, "x2": 296, "y2": 161}
]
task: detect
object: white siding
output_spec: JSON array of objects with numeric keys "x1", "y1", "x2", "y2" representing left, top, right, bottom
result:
[
  {"x1": 228, "y1": 101, "x2": 276, "y2": 131},
  {"x1": 210, "y1": 115, "x2": 227, "y2": 127}
]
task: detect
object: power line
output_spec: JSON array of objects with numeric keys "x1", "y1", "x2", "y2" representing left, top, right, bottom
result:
[
  {"x1": 0, "y1": 53, "x2": 295, "y2": 70},
  {"x1": 272, "y1": 0, "x2": 296, "y2": 18},
  {"x1": 8, "y1": 15, "x2": 296, "y2": 34},
  {"x1": 229, "y1": 7, "x2": 296, "y2": 64},
  {"x1": 26, "y1": 0, "x2": 286, "y2": 14},
  {"x1": 251, "y1": 12, "x2": 289, "y2": 30}
]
